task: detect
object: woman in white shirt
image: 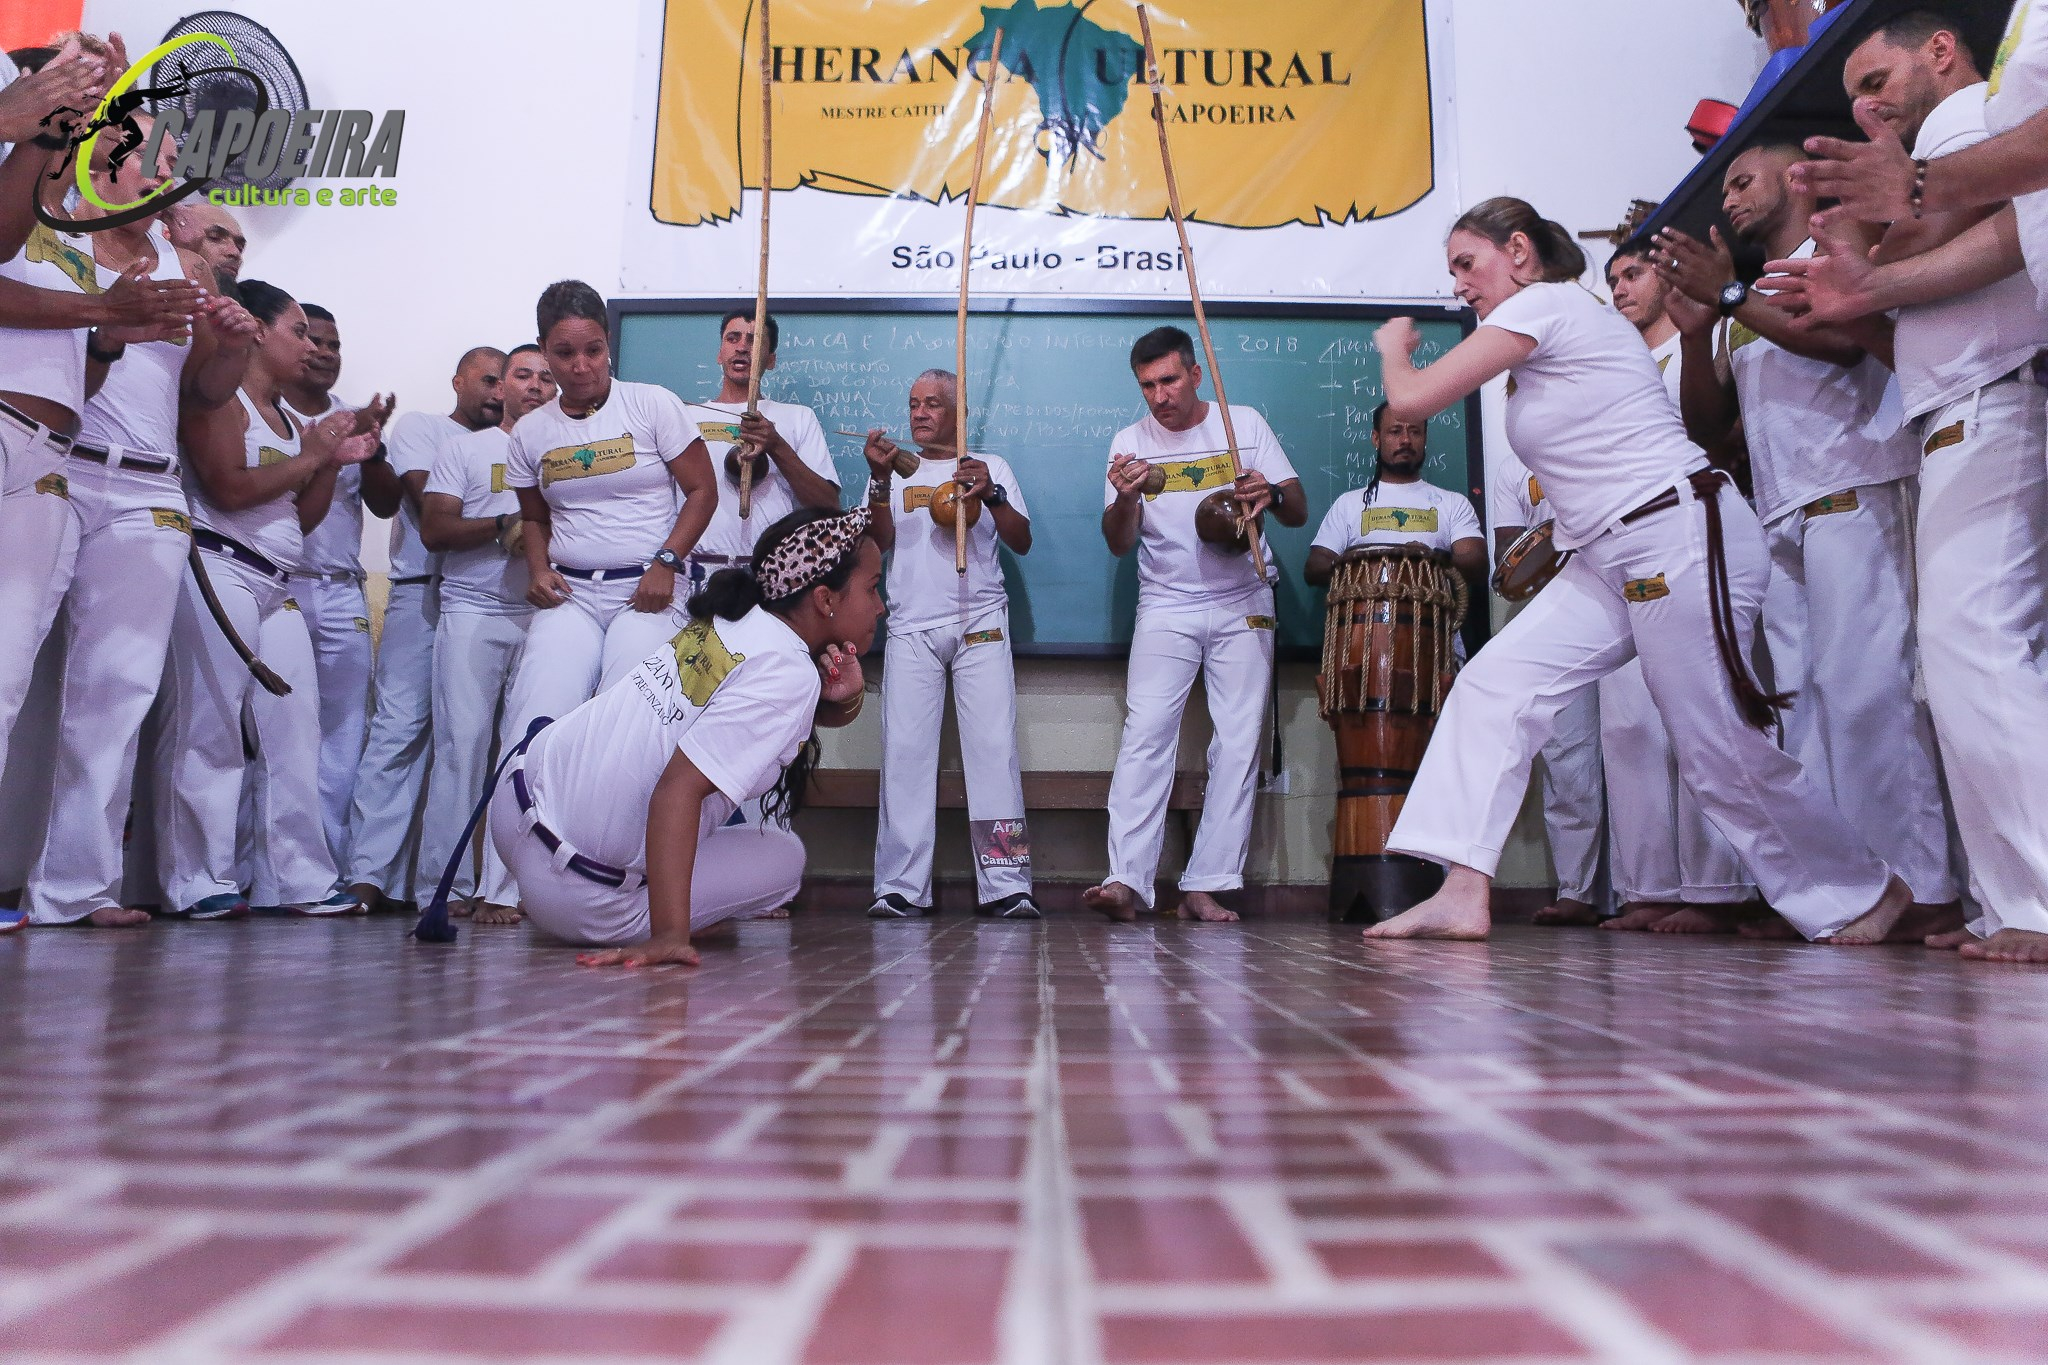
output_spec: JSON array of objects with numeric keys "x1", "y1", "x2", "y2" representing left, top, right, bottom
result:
[
  {"x1": 492, "y1": 506, "x2": 885, "y2": 968},
  {"x1": 1363, "y1": 197, "x2": 1907, "y2": 946}
]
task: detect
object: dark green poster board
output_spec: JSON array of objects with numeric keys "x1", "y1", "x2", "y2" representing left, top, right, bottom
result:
[{"x1": 614, "y1": 299, "x2": 1482, "y2": 655}]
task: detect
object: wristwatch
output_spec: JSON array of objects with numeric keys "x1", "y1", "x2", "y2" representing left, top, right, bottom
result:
[
  {"x1": 1716, "y1": 279, "x2": 1750, "y2": 318},
  {"x1": 652, "y1": 548, "x2": 684, "y2": 571},
  {"x1": 981, "y1": 482, "x2": 1009, "y2": 508}
]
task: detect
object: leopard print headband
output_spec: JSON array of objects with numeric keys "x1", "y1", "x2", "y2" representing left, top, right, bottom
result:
[{"x1": 756, "y1": 506, "x2": 871, "y2": 601}]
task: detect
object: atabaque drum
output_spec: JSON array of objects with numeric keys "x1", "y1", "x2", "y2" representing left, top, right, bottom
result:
[{"x1": 1317, "y1": 546, "x2": 1467, "y2": 923}]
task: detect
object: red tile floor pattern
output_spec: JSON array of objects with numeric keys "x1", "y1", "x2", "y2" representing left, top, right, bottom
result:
[{"x1": 0, "y1": 918, "x2": 2045, "y2": 1363}]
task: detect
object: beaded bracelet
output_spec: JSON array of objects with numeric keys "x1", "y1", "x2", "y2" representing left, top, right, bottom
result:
[{"x1": 1909, "y1": 158, "x2": 1929, "y2": 219}]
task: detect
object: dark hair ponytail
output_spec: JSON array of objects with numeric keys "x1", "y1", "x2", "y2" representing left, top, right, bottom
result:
[
  {"x1": 238, "y1": 278, "x2": 296, "y2": 326},
  {"x1": 1452, "y1": 197, "x2": 1588, "y2": 283},
  {"x1": 685, "y1": 567, "x2": 764, "y2": 621}
]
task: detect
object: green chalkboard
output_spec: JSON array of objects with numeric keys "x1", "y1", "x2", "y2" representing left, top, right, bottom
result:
[{"x1": 613, "y1": 299, "x2": 1482, "y2": 655}]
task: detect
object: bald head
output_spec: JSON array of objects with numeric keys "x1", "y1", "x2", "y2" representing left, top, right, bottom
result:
[
  {"x1": 452, "y1": 346, "x2": 507, "y2": 431},
  {"x1": 166, "y1": 202, "x2": 246, "y2": 281}
]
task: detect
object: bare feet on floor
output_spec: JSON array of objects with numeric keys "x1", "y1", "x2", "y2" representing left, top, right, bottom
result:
[
  {"x1": 471, "y1": 902, "x2": 523, "y2": 926},
  {"x1": 1647, "y1": 906, "x2": 1744, "y2": 935},
  {"x1": 1924, "y1": 928, "x2": 1977, "y2": 951},
  {"x1": 1601, "y1": 903, "x2": 1679, "y2": 932},
  {"x1": 743, "y1": 905, "x2": 792, "y2": 919},
  {"x1": 1736, "y1": 910, "x2": 1802, "y2": 940},
  {"x1": 1532, "y1": 896, "x2": 1601, "y2": 927},
  {"x1": 1176, "y1": 891, "x2": 1239, "y2": 923},
  {"x1": 85, "y1": 907, "x2": 151, "y2": 928},
  {"x1": 1884, "y1": 900, "x2": 1966, "y2": 944},
  {"x1": 1363, "y1": 870, "x2": 1490, "y2": 941},
  {"x1": 1957, "y1": 928, "x2": 2048, "y2": 964},
  {"x1": 1083, "y1": 881, "x2": 1142, "y2": 923},
  {"x1": 451, "y1": 899, "x2": 474, "y2": 919},
  {"x1": 1821, "y1": 874, "x2": 1911, "y2": 946}
]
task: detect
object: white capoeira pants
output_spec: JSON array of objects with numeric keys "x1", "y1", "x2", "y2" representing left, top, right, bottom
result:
[
  {"x1": 489, "y1": 763, "x2": 804, "y2": 946},
  {"x1": 1535, "y1": 684, "x2": 1604, "y2": 904},
  {"x1": 1916, "y1": 378, "x2": 2048, "y2": 936},
  {"x1": 413, "y1": 609, "x2": 529, "y2": 904},
  {"x1": 1104, "y1": 599, "x2": 1274, "y2": 907},
  {"x1": 481, "y1": 574, "x2": 681, "y2": 907},
  {"x1": 875, "y1": 606, "x2": 1032, "y2": 906},
  {"x1": 24, "y1": 459, "x2": 188, "y2": 923},
  {"x1": 292, "y1": 572, "x2": 373, "y2": 865},
  {"x1": 1598, "y1": 657, "x2": 1753, "y2": 905},
  {"x1": 156, "y1": 548, "x2": 336, "y2": 911},
  {"x1": 1761, "y1": 477, "x2": 1955, "y2": 904},
  {"x1": 1388, "y1": 476, "x2": 1891, "y2": 940},
  {"x1": 344, "y1": 577, "x2": 437, "y2": 896},
  {"x1": 0, "y1": 421, "x2": 82, "y2": 793}
]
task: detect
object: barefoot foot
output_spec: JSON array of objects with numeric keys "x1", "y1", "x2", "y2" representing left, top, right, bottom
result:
[
  {"x1": 1363, "y1": 870, "x2": 1490, "y2": 941},
  {"x1": 1924, "y1": 927, "x2": 1977, "y2": 951},
  {"x1": 1532, "y1": 896, "x2": 1602, "y2": 927},
  {"x1": 82, "y1": 907, "x2": 152, "y2": 928},
  {"x1": 1176, "y1": 891, "x2": 1240, "y2": 923},
  {"x1": 1957, "y1": 927, "x2": 2048, "y2": 964},
  {"x1": 1736, "y1": 910, "x2": 1802, "y2": 940},
  {"x1": 1601, "y1": 903, "x2": 1680, "y2": 932},
  {"x1": 1821, "y1": 874, "x2": 1911, "y2": 946},
  {"x1": 1083, "y1": 881, "x2": 1142, "y2": 923},
  {"x1": 1647, "y1": 906, "x2": 1744, "y2": 935},
  {"x1": 472, "y1": 902, "x2": 524, "y2": 926},
  {"x1": 1884, "y1": 900, "x2": 1966, "y2": 944}
]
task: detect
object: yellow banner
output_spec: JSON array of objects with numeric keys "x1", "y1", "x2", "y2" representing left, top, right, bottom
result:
[{"x1": 652, "y1": 0, "x2": 1432, "y2": 231}]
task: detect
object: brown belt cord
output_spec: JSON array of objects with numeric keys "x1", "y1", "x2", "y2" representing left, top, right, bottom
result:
[{"x1": 1689, "y1": 469, "x2": 1792, "y2": 730}]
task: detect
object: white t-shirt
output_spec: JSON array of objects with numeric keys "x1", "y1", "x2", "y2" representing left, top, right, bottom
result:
[
  {"x1": 78, "y1": 229, "x2": 188, "y2": 458},
  {"x1": 1987, "y1": 0, "x2": 2048, "y2": 307},
  {"x1": 1725, "y1": 242, "x2": 1920, "y2": 523},
  {"x1": 522, "y1": 606, "x2": 822, "y2": 874},
  {"x1": 506, "y1": 381, "x2": 697, "y2": 572},
  {"x1": 1897, "y1": 82, "x2": 2048, "y2": 420},
  {"x1": 425, "y1": 425, "x2": 531, "y2": 616},
  {"x1": 191, "y1": 390, "x2": 308, "y2": 573},
  {"x1": 288, "y1": 397, "x2": 364, "y2": 576},
  {"x1": 1649, "y1": 331, "x2": 1684, "y2": 408},
  {"x1": 685, "y1": 398, "x2": 839, "y2": 559},
  {"x1": 884, "y1": 451, "x2": 1031, "y2": 636},
  {"x1": 1311, "y1": 479, "x2": 1481, "y2": 557},
  {"x1": 1481, "y1": 282, "x2": 1704, "y2": 551},
  {"x1": 1486, "y1": 441, "x2": 1552, "y2": 534},
  {"x1": 385, "y1": 411, "x2": 470, "y2": 580},
  {"x1": 1103, "y1": 403, "x2": 1297, "y2": 613},
  {"x1": 0, "y1": 225, "x2": 95, "y2": 420}
]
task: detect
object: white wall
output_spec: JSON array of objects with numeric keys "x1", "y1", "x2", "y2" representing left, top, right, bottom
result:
[{"x1": 65, "y1": 0, "x2": 1768, "y2": 892}]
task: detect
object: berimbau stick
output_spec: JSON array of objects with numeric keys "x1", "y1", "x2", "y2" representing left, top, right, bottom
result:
[
  {"x1": 739, "y1": 0, "x2": 773, "y2": 520},
  {"x1": 1135, "y1": 5, "x2": 1266, "y2": 580},
  {"x1": 953, "y1": 26, "x2": 1004, "y2": 575}
]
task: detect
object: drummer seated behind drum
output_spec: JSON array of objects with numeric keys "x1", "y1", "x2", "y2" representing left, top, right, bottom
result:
[{"x1": 1304, "y1": 403, "x2": 1487, "y2": 613}]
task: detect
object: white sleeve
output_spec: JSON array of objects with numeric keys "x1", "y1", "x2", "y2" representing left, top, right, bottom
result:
[
  {"x1": 1310, "y1": 495, "x2": 1353, "y2": 555},
  {"x1": 787, "y1": 407, "x2": 839, "y2": 485},
  {"x1": 385, "y1": 413, "x2": 443, "y2": 479},
  {"x1": 676, "y1": 653, "x2": 821, "y2": 805},
  {"x1": 1441, "y1": 489, "x2": 1483, "y2": 544},
  {"x1": 646, "y1": 386, "x2": 697, "y2": 463},
  {"x1": 990, "y1": 454, "x2": 1029, "y2": 518},
  {"x1": 505, "y1": 419, "x2": 540, "y2": 491},
  {"x1": 423, "y1": 440, "x2": 468, "y2": 500},
  {"x1": 1480, "y1": 284, "x2": 1564, "y2": 355},
  {"x1": 1486, "y1": 445, "x2": 1532, "y2": 531}
]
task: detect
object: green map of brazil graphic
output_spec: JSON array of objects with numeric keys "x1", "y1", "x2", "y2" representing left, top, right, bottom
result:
[{"x1": 651, "y1": 0, "x2": 1433, "y2": 229}]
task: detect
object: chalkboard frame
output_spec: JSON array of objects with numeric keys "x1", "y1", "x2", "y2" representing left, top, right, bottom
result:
[{"x1": 610, "y1": 296, "x2": 1486, "y2": 660}]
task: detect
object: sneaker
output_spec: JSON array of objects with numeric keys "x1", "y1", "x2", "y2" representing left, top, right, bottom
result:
[
  {"x1": 254, "y1": 890, "x2": 362, "y2": 917},
  {"x1": 976, "y1": 893, "x2": 1042, "y2": 920},
  {"x1": 0, "y1": 908, "x2": 26, "y2": 934},
  {"x1": 867, "y1": 893, "x2": 931, "y2": 919},
  {"x1": 184, "y1": 892, "x2": 250, "y2": 921}
]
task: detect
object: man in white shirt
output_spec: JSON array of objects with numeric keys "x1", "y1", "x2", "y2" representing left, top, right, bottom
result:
[
  {"x1": 343, "y1": 347, "x2": 505, "y2": 913},
  {"x1": 414, "y1": 344, "x2": 555, "y2": 923},
  {"x1": 686, "y1": 310, "x2": 840, "y2": 579},
  {"x1": 280, "y1": 304, "x2": 402, "y2": 865},
  {"x1": 1303, "y1": 403, "x2": 1485, "y2": 593},
  {"x1": 862, "y1": 369, "x2": 1037, "y2": 919},
  {"x1": 1486, "y1": 443, "x2": 1607, "y2": 928},
  {"x1": 1084, "y1": 326, "x2": 1308, "y2": 923},
  {"x1": 1661, "y1": 141, "x2": 1956, "y2": 937},
  {"x1": 1837, "y1": 17, "x2": 2048, "y2": 964}
]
